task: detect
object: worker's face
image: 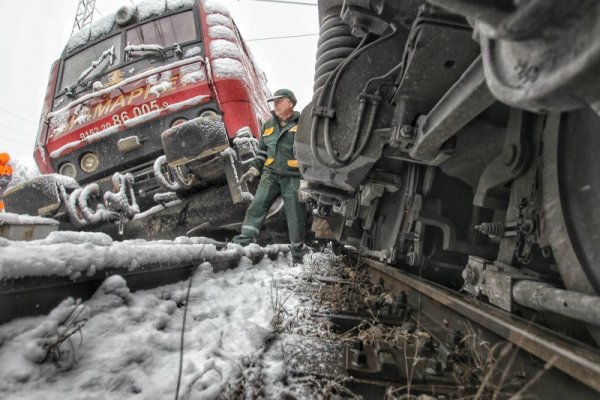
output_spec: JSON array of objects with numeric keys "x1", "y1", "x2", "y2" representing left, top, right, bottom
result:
[{"x1": 273, "y1": 97, "x2": 294, "y2": 119}]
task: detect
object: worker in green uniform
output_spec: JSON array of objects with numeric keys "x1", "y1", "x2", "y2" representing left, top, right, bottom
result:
[{"x1": 232, "y1": 89, "x2": 306, "y2": 263}]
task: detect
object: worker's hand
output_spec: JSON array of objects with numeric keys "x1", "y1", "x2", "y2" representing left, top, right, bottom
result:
[{"x1": 239, "y1": 167, "x2": 260, "y2": 185}]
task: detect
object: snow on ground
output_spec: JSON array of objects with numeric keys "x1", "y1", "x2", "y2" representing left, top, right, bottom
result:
[{"x1": 0, "y1": 252, "x2": 311, "y2": 399}]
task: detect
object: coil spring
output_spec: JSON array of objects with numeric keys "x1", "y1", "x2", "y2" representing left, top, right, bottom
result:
[
  {"x1": 475, "y1": 222, "x2": 505, "y2": 238},
  {"x1": 313, "y1": 11, "x2": 361, "y2": 98}
]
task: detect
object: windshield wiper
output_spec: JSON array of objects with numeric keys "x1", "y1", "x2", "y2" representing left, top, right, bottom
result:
[
  {"x1": 77, "y1": 45, "x2": 115, "y2": 87},
  {"x1": 124, "y1": 44, "x2": 166, "y2": 61}
]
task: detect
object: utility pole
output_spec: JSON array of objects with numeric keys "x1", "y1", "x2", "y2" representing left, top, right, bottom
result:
[{"x1": 71, "y1": 0, "x2": 97, "y2": 36}]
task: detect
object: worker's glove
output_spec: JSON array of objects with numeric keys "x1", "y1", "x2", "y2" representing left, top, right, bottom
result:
[{"x1": 239, "y1": 167, "x2": 260, "y2": 185}]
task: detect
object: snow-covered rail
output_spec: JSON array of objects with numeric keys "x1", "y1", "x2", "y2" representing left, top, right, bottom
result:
[{"x1": 0, "y1": 232, "x2": 291, "y2": 323}]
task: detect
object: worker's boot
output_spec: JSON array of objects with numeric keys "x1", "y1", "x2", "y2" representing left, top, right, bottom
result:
[
  {"x1": 292, "y1": 255, "x2": 303, "y2": 266},
  {"x1": 231, "y1": 233, "x2": 254, "y2": 246},
  {"x1": 291, "y1": 242, "x2": 306, "y2": 266}
]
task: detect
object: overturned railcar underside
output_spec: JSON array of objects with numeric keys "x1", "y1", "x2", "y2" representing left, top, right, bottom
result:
[{"x1": 297, "y1": 0, "x2": 600, "y2": 343}]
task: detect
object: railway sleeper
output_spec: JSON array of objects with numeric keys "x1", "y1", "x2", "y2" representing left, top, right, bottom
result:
[
  {"x1": 298, "y1": 251, "x2": 600, "y2": 398},
  {"x1": 357, "y1": 257, "x2": 600, "y2": 399}
]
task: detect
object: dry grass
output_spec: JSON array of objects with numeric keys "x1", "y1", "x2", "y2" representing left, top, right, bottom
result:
[
  {"x1": 270, "y1": 279, "x2": 295, "y2": 333},
  {"x1": 297, "y1": 250, "x2": 550, "y2": 399},
  {"x1": 290, "y1": 375, "x2": 363, "y2": 399},
  {"x1": 445, "y1": 322, "x2": 554, "y2": 400},
  {"x1": 262, "y1": 247, "x2": 549, "y2": 399},
  {"x1": 385, "y1": 390, "x2": 438, "y2": 400},
  {"x1": 222, "y1": 356, "x2": 265, "y2": 400},
  {"x1": 41, "y1": 303, "x2": 89, "y2": 370},
  {"x1": 298, "y1": 249, "x2": 412, "y2": 349}
]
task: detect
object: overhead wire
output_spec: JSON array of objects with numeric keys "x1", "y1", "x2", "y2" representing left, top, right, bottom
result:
[
  {"x1": 0, "y1": 107, "x2": 37, "y2": 125},
  {"x1": 0, "y1": 106, "x2": 37, "y2": 151},
  {"x1": 248, "y1": 0, "x2": 317, "y2": 6},
  {"x1": 1, "y1": 1, "x2": 315, "y2": 151},
  {"x1": 0, "y1": 122, "x2": 36, "y2": 138},
  {"x1": 0, "y1": 134, "x2": 33, "y2": 147},
  {"x1": 246, "y1": 32, "x2": 318, "y2": 42},
  {"x1": 243, "y1": 0, "x2": 318, "y2": 41},
  {"x1": 0, "y1": 102, "x2": 34, "y2": 116}
]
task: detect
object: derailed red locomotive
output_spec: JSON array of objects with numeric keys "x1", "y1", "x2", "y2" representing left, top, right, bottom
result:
[
  {"x1": 297, "y1": 0, "x2": 600, "y2": 345},
  {"x1": 4, "y1": 0, "x2": 284, "y2": 241}
]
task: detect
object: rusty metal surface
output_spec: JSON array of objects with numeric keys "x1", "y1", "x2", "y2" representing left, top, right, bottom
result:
[
  {"x1": 512, "y1": 280, "x2": 600, "y2": 327},
  {"x1": 362, "y1": 257, "x2": 600, "y2": 394}
]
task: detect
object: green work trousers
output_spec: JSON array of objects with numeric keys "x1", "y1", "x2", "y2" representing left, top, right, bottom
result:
[{"x1": 232, "y1": 170, "x2": 305, "y2": 257}]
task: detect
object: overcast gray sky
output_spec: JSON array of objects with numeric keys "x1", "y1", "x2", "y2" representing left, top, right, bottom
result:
[{"x1": 0, "y1": 0, "x2": 318, "y2": 166}]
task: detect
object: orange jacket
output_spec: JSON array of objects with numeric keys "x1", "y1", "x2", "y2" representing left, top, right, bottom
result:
[
  {"x1": 1, "y1": 164, "x2": 12, "y2": 176},
  {"x1": 0, "y1": 153, "x2": 9, "y2": 165}
]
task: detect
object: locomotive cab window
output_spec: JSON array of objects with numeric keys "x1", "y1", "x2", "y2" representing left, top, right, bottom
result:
[
  {"x1": 126, "y1": 10, "x2": 197, "y2": 57},
  {"x1": 60, "y1": 34, "x2": 122, "y2": 92}
]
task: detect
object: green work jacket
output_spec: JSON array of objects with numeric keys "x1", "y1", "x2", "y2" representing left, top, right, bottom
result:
[{"x1": 252, "y1": 111, "x2": 301, "y2": 177}]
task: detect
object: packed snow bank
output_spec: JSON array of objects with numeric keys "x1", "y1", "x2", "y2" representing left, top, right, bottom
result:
[{"x1": 0, "y1": 253, "x2": 304, "y2": 399}]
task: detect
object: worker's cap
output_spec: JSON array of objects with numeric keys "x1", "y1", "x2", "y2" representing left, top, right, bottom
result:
[
  {"x1": 267, "y1": 89, "x2": 297, "y2": 106},
  {"x1": 0, "y1": 153, "x2": 9, "y2": 164}
]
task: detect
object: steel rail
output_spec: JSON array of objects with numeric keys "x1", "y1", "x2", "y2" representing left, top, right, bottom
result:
[
  {"x1": 362, "y1": 258, "x2": 600, "y2": 393},
  {"x1": 0, "y1": 241, "x2": 290, "y2": 324}
]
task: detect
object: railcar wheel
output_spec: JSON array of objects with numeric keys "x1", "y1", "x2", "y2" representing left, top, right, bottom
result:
[{"x1": 543, "y1": 107, "x2": 600, "y2": 344}]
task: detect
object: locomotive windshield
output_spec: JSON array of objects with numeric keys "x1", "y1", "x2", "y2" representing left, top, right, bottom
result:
[
  {"x1": 126, "y1": 10, "x2": 197, "y2": 50},
  {"x1": 61, "y1": 34, "x2": 122, "y2": 92},
  {"x1": 59, "y1": 10, "x2": 198, "y2": 96}
]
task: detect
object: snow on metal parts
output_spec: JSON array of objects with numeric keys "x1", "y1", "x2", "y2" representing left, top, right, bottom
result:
[
  {"x1": 49, "y1": 95, "x2": 209, "y2": 158},
  {"x1": 0, "y1": 232, "x2": 291, "y2": 281},
  {"x1": 47, "y1": 56, "x2": 205, "y2": 119}
]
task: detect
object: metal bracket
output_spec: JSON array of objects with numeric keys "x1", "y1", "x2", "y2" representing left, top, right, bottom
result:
[
  {"x1": 313, "y1": 105, "x2": 336, "y2": 119},
  {"x1": 462, "y1": 257, "x2": 531, "y2": 311},
  {"x1": 409, "y1": 57, "x2": 496, "y2": 165},
  {"x1": 341, "y1": 4, "x2": 391, "y2": 37},
  {"x1": 474, "y1": 109, "x2": 532, "y2": 209},
  {"x1": 222, "y1": 152, "x2": 249, "y2": 205}
]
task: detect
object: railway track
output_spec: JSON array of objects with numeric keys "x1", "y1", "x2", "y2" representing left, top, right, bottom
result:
[
  {"x1": 0, "y1": 235, "x2": 291, "y2": 324},
  {"x1": 328, "y1": 257, "x2": 600, "y2": 399},
  {"x1": 2, "y1": 239, "x2": 600, "y2": 398}
]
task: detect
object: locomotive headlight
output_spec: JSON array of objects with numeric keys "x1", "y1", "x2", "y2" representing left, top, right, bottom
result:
[
  {"x1": 80, "y1": 153, "x2": 100, "y2": 173},
  {"x1": 59, "y1": 162, "x2": 77, "y2": 178},
  {"x1": 199, "y1": 110, "x2": 219, "y2": 120},
  {"x1": 171, "y1": 118, "x2": 188, "y2": 127}
]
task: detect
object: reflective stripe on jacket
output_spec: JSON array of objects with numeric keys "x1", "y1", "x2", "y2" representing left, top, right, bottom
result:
[{"x1": 251, "y1": 111, "x2": 301, "y2": 177}]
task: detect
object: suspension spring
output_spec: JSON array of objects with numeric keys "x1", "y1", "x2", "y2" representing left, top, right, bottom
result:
[
  {"x1": 475, "y1": 222, "x2": 505, "y2": 238},
  {"x1": 313, "y1": 10, "x2": 361, "y2": 98}
]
